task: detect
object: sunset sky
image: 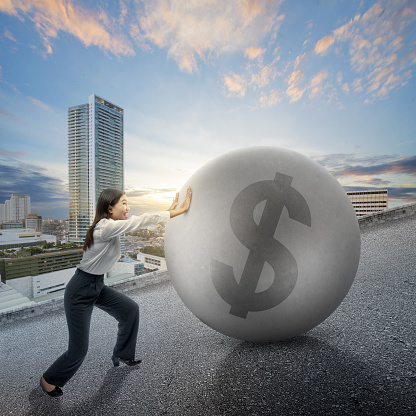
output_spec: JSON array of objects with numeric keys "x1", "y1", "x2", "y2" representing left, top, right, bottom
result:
[{"x1": 0, "y1": 0, "x2": 415, "y2": 219}]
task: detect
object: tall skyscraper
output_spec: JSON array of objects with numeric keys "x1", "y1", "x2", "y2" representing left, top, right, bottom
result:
[{"x1": 68, "y1": 94, "x2": 124, "y2": 243}]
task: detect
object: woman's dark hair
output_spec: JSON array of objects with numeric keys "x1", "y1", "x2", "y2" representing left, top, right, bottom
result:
[{"x1": 83, "y1": 188, "x2": 125, "y2": 251}]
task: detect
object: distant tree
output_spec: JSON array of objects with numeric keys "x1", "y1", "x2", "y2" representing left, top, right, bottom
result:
[
  {"x1": 16, "y1": 249, "x2": 31, "y2": 257},
  {"x1": 43, "y1": 242, "x2": 55, "y2": 249},
  {"x1": 31, "y1": 247, "x2": 43, "y2": 255},
  {"x1": 141, "y1": 246, "x2": 165, "y2": 258}
]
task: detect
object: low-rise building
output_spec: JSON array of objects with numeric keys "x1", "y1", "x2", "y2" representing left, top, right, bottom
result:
[
  {"x1": 107, "y1": 257, "x2": 145, "y2": 279},
  {"x1": 0, "y1": 249, "x2": 83, "y2": 282},
  {"x1": 347, "y1": 190, "x2": 388, "y2": 216},
  {"x1": 24, "y1": 214, "x2": 42, "y2": 232},
  {"x1": 136, "y1": 252, "x2": 166, "y2": 272},
  {"x1": 0, "y1": 228, "x2": 56, "y2": 250}
]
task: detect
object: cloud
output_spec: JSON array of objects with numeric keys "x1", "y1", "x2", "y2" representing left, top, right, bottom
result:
[
  {"x1": 314, "y1": 153, "x2": 414, "y2": 173},
  {"x1": 28, "y1": 96, "x2": 52, "y2": 111},
  {"x1": 314, "y1": 153, "x2": 416, "y2": 205},
  {"x1": 353, "y1": 177, "x2": 392, "y2": 185},
  {"x1": 330, "y1": 155, "x2": 416, "y2": 177},
  {"x1": 119, "y1": 0, "x2": 128, "y2": 25},
  {"x1": 258, "y1": 89, "x2": 283, "y2": 107},
  {"x1": 0, "y1": 0, "x2": 134, "y2": 57},
  {"x1": 125, "y1": 187, "x2": 177, "y2": 198},
  {"x1": 244, "y1": 46, "x2": 266, "y2": 60},
  {"x1": 223, "y1": 73, "x2": 247, "y2": 98},
  {"x1": 314, "y1": 35, "x2": 335, "y2": 55},
  {"x1": 135, "y1": 0, "x2": 284, "y2": 73},
  {"x1": 286, "y1": 70, "x2": 305, "y2": 102},
  {"x1": 308, "y1": 69, "x2": 328, "y2": 99},
  {"x1": 0, "y1": 156, "x2": 68, "y2": 218},
  {"x1": 124, "y1": 186, "x2": 178, "y2": 215},
  {"x1": 2, "y1": 0, "x2": 413, "y2": 107},
  {"x1": 1, "y1": 0, "x2": 285, "y2": 79},
  {"x1": 250, "y1": 61, "x2": 278, "y2": 88},
  {"x1": 386, "y1": 187, "x2": 416, "y2": 201},
  {"x1": 0, "y1": 149, "x2": 26, "y2": 157},
  {"x1": 313, "y1": 0, "x2": 416, "y2": 102},
  {"x1": 4, "y1": 28, "x2": 18, "y2": 42}
]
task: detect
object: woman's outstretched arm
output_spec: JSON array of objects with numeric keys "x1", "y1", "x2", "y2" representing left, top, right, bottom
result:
[{"x1": 168, "y1": 186, "x2": 192, "y2": 218}]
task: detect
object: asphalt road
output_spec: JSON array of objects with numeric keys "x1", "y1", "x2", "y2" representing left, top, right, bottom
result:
[{"x1": 0, "y1": 216, "x2": 415, "y2": 416}]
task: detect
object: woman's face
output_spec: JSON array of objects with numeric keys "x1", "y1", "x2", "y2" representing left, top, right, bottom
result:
[{"x1": 108, "y1": 194, "x2": 129, "y2": 220}]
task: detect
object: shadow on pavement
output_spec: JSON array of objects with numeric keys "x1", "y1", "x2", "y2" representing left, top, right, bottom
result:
[
  {"x1": 27, "y1": 365, "x2": 137, "y2": 416},
  {"x1": 205, "y1": 335, "x2": 413, "y2": 416}
]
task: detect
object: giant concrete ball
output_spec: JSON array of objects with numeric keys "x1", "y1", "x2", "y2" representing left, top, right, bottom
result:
[{"x1": 165, "y1": 147, "x2": 360, "y2": 342}]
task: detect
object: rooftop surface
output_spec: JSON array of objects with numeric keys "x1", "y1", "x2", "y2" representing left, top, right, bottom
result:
[{"x1": 1, "y1": 215, "x2": 415, "y2": 416}]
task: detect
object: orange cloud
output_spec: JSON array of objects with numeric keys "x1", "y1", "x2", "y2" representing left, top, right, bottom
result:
[
  {"x1": 136, "y1": 0, "x2": 284, "y2": 73},
  {"x1": 308, "y1": 69, "x2": 328, "y2": 98},
  {"x1": 28, "y1": 96, "x2": 52, "y2": 111},
  {"x1": 0, "y1": 0, "x2": 30, "y2": 15},
  {"x1": 0, "y1": 0, "x2": 134, "y2": 56},
  {"x1": 314, "y1": 34, "x2": 334, "y2": 55},
  {"x1": 286, "y1": 70, "x2": 305, "y2": 102},
  {"x1": 258, "y1": 89, "x2": 283, "y2": 107},
  {"x1": 250, "y1": 62, "x2": 278, "y2": 88},
  {"x1": 244, "y1": 46, "x2": 266, "y2": 60},
  {"x1": 353, "y1": 178, "x2": 391, "y2": 185},
  {"x1": 314, "y1": 1, "x2": 416, "y2": 102},
  {"x1": 223, "y1": 73, "x2": 247, "y2": 98}
]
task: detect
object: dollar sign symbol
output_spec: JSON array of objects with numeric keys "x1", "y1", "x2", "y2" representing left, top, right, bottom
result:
[{"x1": 211, "y1": 172, "x2": 311, "y2": 318}]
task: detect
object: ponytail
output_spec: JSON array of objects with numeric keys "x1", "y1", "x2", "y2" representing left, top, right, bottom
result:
[{"x1": 83, "y1": 188, "x2": 124, "y2": 251}]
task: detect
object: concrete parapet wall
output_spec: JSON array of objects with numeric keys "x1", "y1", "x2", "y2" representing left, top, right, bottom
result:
[
  {"x1": 109, "y1": 269, "x2": 170, "y2": 293},
  {"x1": 0, "y1": 268, "x2": 170, "y2": 324},
  {"x1": 358, "y1": 201, "x2": 416, "y2": 228}
]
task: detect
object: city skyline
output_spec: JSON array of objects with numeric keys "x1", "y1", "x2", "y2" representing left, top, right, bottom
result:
[{"x1": 0, "y1": 0, "x2": 415, "y2": 220}]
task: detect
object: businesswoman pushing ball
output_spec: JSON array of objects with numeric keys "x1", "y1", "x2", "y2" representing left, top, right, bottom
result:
[{"x1": 41, "y1": 186, "x2": 192, "y2": 397}]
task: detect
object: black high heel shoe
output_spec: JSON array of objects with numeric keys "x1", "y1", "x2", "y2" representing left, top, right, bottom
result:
[
  {"x1": 111, "y1": 355, "x2": 142, "y2": 367},
  {"x1": 40, "y1": 377, "x2": 63, "y2": 397}
]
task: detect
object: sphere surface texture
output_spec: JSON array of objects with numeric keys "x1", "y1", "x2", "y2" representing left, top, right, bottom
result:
[{"x1": 165, "y1": 147, "x2": 360, "y2": 342}]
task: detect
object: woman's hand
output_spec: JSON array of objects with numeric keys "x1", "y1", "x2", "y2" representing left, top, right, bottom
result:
[
  {"x1": 168, "y1": 192, "x2": 179, "y2": 211},
  {"x1": 168, "y1": 187, "x2": 192, "y2": 218}
]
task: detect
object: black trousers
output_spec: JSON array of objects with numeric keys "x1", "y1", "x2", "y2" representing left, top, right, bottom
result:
[{"x1": 43, "y1": 268, "x2": 140, "y2": 387}]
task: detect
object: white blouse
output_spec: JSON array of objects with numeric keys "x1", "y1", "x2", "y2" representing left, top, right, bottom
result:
[{"x1": 77, "y1": 211, "x2": 170, "y2": 275}]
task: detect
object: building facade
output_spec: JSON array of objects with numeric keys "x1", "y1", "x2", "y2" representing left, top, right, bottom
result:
[
  {"x1": 347, "y1": 190, "x2": 388, "y2": 216},
  {"x1": 0, "y1": 249, "x2": 83, "y2": 282},
  {"x1": 107, "y1": 257, "x2": 145, "y2": 279},
  {"x1": 5, "y1": 200, "x2": 11, "y2": 222},
  {"x1": 24, "y1": 214, "x2": 42, "y2": 231},
  {"x1": 136, "y1": 252, "x2": 167, "y2": 272},
  {"x1": 1, "y1": 195, "x2": 31, "y2": 224},
  {"x1": 0, "y1": 204, "x2": 5, "y2": 224},
  {"x1": 0, "y1": 221, "x2": 24, "y2": 230},
  {"x1": 68, "y1": 94, "x2": 124, "y2": 243},
  {"x1": 10, "y1": 194, "x2": 31, "y2": 222},
  {"x1": 0, "y1": 228, "x2": 55, "y2": 250}
]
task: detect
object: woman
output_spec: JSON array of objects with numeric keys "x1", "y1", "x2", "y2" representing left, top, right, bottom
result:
[{"x1": 40, "y1": 186, "x2": 192, "y2": 397}]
